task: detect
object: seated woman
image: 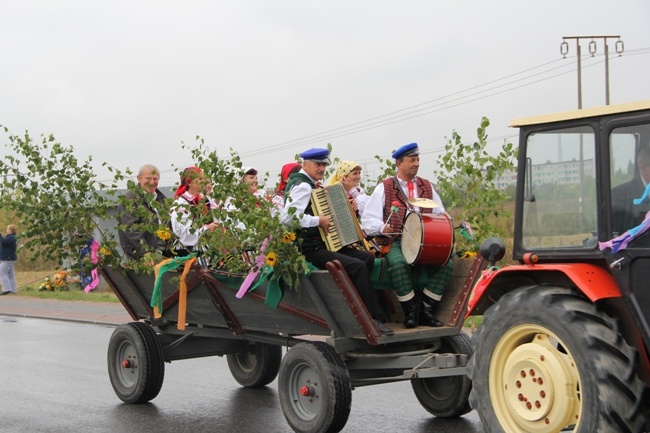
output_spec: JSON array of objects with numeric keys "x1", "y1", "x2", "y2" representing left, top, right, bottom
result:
[
  {"x1": 328, "y1": 160, "x2": 369, "y2": 216},
  {"x1": 328, "y1": 160, "x2": 378, "y2": 254},
  {"x1": 271, "y1": 162, "x2": 301, "y2": 215},
  {"x1": 170, "y1": 166, "x2": 219, "y2": 255}
]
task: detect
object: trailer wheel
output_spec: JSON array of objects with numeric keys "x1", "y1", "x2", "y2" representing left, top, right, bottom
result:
[
  {"x1": 468, "y1": 286, "x2": 645, "y2": 433},
  {"x1": 107, "y1": 322, "x2": 165, "y2": 404},
  {"x1": 226, "y1": 342, "x2": 282, "y2": 387},
  {"x1": 411, "y1": 333, "x2": 472, "y2": 418},
  {"x1": 278, "y1": 342, "x2": 351, "y2": 433}
]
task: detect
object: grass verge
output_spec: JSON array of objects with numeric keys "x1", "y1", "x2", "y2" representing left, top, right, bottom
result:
[{"x1": 16, "y1": 271, "x2": 119, "y2": 303}]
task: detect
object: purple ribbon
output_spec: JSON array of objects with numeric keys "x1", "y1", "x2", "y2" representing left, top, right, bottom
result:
[
  {"x1": 83, "y1": 240, "x2": 101, "y2": 292},
  {"x1": 599, "y1": 210, "x2": 650, "y2": 253},
  {"x1": 236, "y1": 237, "x2": 270, "y2": 298}
]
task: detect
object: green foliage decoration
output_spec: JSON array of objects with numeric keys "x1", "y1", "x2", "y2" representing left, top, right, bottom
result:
[
  {"x1": 179, "y1": 138, "x2": 311, "y2": 290},
  {"x1": 0, "y1": 126, "x2": 126, "y2": 269},
  {"x1": 433, "y1": 117, "x2": 517, "y2": 253}
]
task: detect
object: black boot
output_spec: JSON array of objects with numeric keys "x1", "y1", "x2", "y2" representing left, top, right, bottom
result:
[
  {"x1": 420, "y1": 299, "x2": 443, "y2": 327},
  {"x1": 401, "y1": 300, "x2": 418, "y2": 328}
]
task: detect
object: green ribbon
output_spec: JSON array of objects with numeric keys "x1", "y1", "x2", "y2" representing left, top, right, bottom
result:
[{"x1": 150, "y1": 254, "x2": 196, "y2": 314}]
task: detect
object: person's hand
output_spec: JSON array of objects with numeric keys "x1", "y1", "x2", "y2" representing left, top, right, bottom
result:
[
  {"x1": 349, "y1": 198, "x2": 358, "y2": 212},
  {"x1": 382, "y1": 223, "x2": 393, "y2": 235},
  {"x1": 318, "y1": 215, "x2": 332, "y2": 231},
  {"x1": 206, "y1": 222, "x2": 219, "y2": 232},
  {"x1": 340, "y1": 175, "x2": 354, "y2": 192}
]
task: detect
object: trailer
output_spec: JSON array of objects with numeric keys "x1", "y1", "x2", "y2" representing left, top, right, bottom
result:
[{"x1": 102, "y1": 256, "x2": 485, "y2": 433}]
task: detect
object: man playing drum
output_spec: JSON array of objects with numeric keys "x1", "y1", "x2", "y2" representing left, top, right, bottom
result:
[{"x1": 361, "y1": 143, "x2": 453, "y2": 328}]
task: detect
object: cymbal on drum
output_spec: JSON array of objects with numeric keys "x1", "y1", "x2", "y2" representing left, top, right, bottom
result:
[{"x1": 408, "y1": 197, "x2": 440, "y2": 209}]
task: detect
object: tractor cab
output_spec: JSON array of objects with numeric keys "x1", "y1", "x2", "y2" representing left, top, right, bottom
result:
[{"x1": 467, "y1": 100, "x2": 650, "y2": 433}]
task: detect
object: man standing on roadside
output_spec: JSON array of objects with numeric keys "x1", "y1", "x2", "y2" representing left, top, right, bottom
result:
[{"x1": 0, "y1": 224, "x2": 18, "y2": 295}]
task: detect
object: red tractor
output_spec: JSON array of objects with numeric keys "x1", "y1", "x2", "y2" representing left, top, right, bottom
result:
[{"x1": 467, "y1": 101, "x2": 650, "y2": 432}]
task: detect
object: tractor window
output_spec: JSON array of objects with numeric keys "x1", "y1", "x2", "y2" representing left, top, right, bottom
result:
[
  {"x1": 609, "y1": 124, "x2": 650, "y2": 237},
  {"x1": 522, "y1": 126, "x2": 597, "y2": 249}
]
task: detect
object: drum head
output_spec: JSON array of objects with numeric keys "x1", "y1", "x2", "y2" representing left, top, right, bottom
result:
[{"x1": 401, "y1": 212, "x2": 422, "y2": 265}]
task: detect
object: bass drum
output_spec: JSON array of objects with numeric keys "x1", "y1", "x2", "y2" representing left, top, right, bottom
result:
[{"x1": 401, "y1": 212, "x2": 454, "y2": 266}]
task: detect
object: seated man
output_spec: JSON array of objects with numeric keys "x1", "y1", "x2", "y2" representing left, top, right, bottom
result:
[
  {"x1": 361, "y1": 143, "x2": 452, "y2": 328},
  {"x1": 118, "y1": 164, "x2": 170, "y2": 266},
  {"x1": 280, "y1": 148, "x2": 393, "y2": 336},
  {"x1": 611, "y1": 146, "x2": 650, "y2": 236}
]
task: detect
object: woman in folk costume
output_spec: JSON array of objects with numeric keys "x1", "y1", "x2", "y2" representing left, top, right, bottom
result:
[
  {"x1": 170, "y1": 166, "x2": 219, "y2": 253},
  {"x1": 328, "y1": 160, "x2": 369, "y2": 216},
  {"x1": 271, "y1": 162, "x2": 302, "y2": 214}
]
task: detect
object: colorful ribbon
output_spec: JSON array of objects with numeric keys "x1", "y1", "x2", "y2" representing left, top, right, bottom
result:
[
  {"x1": 151, "y1": 254, "x2": 196, "y2": 318},
  {"x1": 599, "y1": 210, "x2": 650, "y2": 253},
  {"x1": 83, "y1": 239, "x2": 101, "y2": 293},
  {"x1": 236, "y1": 237, "x2": 269, "y2": 298}
]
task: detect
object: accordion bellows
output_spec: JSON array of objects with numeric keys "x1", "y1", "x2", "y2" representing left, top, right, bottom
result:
[{"x1": 311, "y1": 183, "x2": 365, "y2": 252}]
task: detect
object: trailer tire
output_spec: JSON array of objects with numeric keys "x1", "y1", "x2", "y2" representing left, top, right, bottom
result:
[
  {"x1": 411, "y1": 333, "x2": 472, "y2": 418},
  {"x1": 467, "y1": 286, "x2": 645, "y2": 433},
  {"x1": 226, "y1": 342, "x2": 282, "y2": 387},
  {"x1": 107, "y1": 322, "x2": 165, "y2": 404},
  {"x1": 278, "y1": 342, "x2": 351, "y2": 433}
]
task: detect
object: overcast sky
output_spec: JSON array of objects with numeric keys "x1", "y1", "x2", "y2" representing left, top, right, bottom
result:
[{"x1": 1, "y1": 1, "x2": 649, "y2": 188}]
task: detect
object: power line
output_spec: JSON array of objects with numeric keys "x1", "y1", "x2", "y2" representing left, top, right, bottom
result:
[{"x1": 102, "y1": 48, "x2": 650, "y2": 184}]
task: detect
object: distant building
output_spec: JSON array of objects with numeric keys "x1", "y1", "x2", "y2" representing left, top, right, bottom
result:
[{"x1": 492, "y1": 158, "x2": 595, "y2": 190}]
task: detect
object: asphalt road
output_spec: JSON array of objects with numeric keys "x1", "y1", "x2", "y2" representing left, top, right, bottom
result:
[{"x1": 0, "y1": 315, "x2": 485, "y2": 433}]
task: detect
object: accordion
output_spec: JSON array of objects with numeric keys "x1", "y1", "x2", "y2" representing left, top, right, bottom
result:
[{"x1": 311, "y1": 183, "x2": 365, "y2": 252}]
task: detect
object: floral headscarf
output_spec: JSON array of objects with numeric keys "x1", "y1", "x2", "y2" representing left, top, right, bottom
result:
[
  {"x1": 327, "y1": 160, "x2": 361, "y2": 186},
  {"x1": 174, "y1": 166, "x2": 203, "y2": 198}
]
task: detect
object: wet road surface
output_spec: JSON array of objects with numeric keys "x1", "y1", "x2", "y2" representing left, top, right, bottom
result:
[{"x1": 0, "y1": 315, "x2": 485, "y2": 432}]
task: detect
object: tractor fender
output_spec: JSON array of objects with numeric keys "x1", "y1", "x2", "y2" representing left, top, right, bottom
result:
[{"x1": 467, "y1": 262, "x2": 621, "y2": 317}]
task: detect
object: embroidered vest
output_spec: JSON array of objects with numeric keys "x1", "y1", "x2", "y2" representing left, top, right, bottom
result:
[
  {"x1": 284, "y1": 173, "x2": 321, "y2": 241},
  {"x1": 377, "y1": 176, "x2": 433, "y2": 245}
]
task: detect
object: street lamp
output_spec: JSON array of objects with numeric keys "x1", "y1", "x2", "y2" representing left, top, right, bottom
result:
[{"x1": 560, "y1": 35, "x2": 624, "y2": 107}]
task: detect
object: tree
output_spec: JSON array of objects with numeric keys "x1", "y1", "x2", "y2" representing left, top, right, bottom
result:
[
  {"x1": 433, "y1": 117, "x2": 517, "y2": 253},
  {"x1": 0, "y1": 126, "x2": 126, "y2": 267}
]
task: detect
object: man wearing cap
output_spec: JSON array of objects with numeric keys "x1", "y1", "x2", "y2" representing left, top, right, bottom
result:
[
  {"x1": 280, "y1": 148, "x2": 393, "y2": 336},
  {"x1": 361, "y1": 143, "x2": 452, "y2": 328}
]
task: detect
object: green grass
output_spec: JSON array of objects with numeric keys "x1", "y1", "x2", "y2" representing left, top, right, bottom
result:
[
  {"x1": 16, "y1": 271, "x2": 120, "y2": 303},
  {"x1": 18, "y1": 285, "x2": 120, "y2": 302}
]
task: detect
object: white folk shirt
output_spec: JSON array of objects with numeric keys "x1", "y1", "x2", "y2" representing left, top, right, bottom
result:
[
  {"x1": 171, "y1": 193, "x2": 212, "y2": 248},
  {"x1": 280, "y1": 170, "x2": 322, "y2": 229}
]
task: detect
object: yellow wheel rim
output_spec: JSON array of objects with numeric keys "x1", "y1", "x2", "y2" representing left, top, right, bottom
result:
[{"x1": 489, "y1": 324, "x2": 582, "y2": 432}]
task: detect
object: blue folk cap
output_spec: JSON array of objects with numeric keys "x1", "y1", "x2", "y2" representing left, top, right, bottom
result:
[
  {"x1": 300, "y1": 148, "x2": 330, "y2": 163},
  {"x1": 392, "y1": 142, "x2": 420, "y2": 159}
]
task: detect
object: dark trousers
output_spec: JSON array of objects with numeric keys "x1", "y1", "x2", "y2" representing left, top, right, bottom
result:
[{"x1": 302, "y1": 243, "x2": 382, "y2": 318}]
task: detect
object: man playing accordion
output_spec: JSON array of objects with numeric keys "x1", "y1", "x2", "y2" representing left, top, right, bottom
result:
[{"x1": 280, "y1": 147, "x2": 394, "y2": 336}]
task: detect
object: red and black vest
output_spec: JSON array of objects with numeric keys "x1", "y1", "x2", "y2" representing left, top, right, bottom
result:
[{"x1": 377, "y1": 176, "x2": 433, "y2": 245}]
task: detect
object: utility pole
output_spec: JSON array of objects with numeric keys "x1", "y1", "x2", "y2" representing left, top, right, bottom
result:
[
  {"x1": 560, "y1": 35, "x2": 624, "y2": 107},
  {"x1": 559, "y1": 35, "x2": 623, "y2": 216}
]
